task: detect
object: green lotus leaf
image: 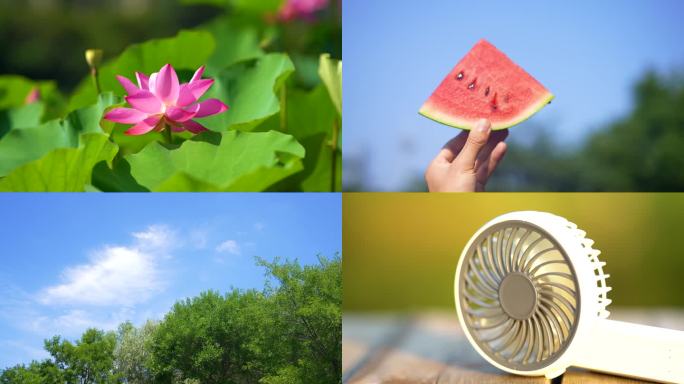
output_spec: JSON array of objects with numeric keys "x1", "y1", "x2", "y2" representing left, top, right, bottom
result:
[
  {"x1": 0, "y1": 133, "x2": 117, "y2": 191},
  {"x1": 0, "y1": 102, "x2": 45, "y2": 139},
  {"x1": 275, "y1": 85, "x2": 340, "y2": 191},
  {"x1": 0, "y1": 93, "x2": 119, "y2": 177},
  {"x1": 118, "y1": 130, "x2": 304, "y2": 191},
  {"x1": 197, "y1": 53, "x2": 295, "y2": 132},
  {"x1": 202, "y1": 17, "x2": 265, "y2": 75}
]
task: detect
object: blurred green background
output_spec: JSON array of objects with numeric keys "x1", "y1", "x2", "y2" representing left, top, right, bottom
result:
[
  {"x1": 486, "y1": 74, "x2": 684, "y2": 192},
  {"x1": 343, "y1": 193, "x2": 684, "y2": 311},
  {"x1": 0, "y1": 0, "x2": 215, "y2": 92},
  {"x1": 0, "y1": 0, "x2": 341, "y2": 93}
]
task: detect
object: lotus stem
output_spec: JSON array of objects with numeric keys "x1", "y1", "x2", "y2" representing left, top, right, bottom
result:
[
  {"x1": 91, "y1": 68, "x2": 101, "y2": 95},
  {"x1": 330, "y1": 118, "x2": 339, "y2": 191},
  {"x1": 163, "y1": 125, "x2": 173, "y2": 145},
  {"x1": 85, "y1": 49, "x2": 103, "y2": 94},
  {"x1": 280, "y1": 86, "x2": 287, "y2": 132}
]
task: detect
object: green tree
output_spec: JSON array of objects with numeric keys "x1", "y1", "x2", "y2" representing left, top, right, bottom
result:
[
  {"x1": 1, "y1": 256, "x2": 342, "y2": 384},
  {"x1": 114, "y1": 321, "x2": 158, "y2": 384},
  {"x1": 148, "y1": 290, "x2": 268, "y2": 384},
  {"x1": 258, "y1": 254, "x2": 342, "y2": 383},
  {"x1": 45, "y1": 328, "x2": 119, "y2": 384},
  {"x1": 0, "y1": 360, "x2": 63, "y2": 384},
  {"x1": 147, "y1": 255, "x2": 341, "y2": 384}
]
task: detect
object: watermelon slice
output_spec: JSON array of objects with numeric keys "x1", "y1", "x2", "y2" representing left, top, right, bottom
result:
[{"x1": 419, "y1": 39, "x2": 553, "y2": 130}]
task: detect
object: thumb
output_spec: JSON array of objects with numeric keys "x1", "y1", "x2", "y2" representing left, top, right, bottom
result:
[{"x1": 454, "y1": 119, "x2": 491, "y2": 170}]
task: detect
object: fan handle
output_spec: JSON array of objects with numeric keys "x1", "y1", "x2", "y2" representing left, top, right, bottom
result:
[{"x1": 573, "y1": 319, "x2": 684, "y2": 383}]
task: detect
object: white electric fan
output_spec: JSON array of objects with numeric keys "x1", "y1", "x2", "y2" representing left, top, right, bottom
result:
[{"x1": 454, "y1": 211, "x2": 684, "y2": 383}]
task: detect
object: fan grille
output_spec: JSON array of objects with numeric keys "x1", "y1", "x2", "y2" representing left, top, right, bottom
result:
[{"x1": 458, "y1": 221, "x2": 580, "y2": 371}]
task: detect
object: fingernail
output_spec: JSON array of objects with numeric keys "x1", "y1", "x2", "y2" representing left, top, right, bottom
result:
[{"x1": 476, "y1": 119, "x2": 490, "y2": 133}]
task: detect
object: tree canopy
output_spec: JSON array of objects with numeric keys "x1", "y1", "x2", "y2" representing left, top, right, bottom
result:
[{"x1": 1, "y1": 255, "x2": 341, "y2": 384}]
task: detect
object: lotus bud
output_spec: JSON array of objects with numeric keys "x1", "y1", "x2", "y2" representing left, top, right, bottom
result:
[{"x1": 85, "y1": 49, "x2": 103, "y2": 69}]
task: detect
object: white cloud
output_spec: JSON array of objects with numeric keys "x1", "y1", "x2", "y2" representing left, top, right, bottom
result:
[
  {"x1": 38, "y1": 226, "x2": 174, "y2": 307},
  {"x1": 215, "y1": 240, "x2": 240, "y2": 255},
  {"x1": 40, "y1": 247, "x2": 161, "y2": 306},
  {"x1": 132, "y1": 225, "x2": 174, "y2": 251},
  {"x1": 0, "y1": 226, "x2": 181, "y2": 368},
  {"x1": 254, "y1": 222, "x2": 265, "y2": 231}
]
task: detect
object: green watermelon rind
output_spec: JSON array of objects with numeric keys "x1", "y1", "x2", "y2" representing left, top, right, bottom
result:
[{"x1": 419, "y1": 92, "x2": 554, "y2": 131}]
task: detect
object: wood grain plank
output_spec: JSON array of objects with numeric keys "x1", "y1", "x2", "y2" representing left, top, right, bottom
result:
[
  {"x1": 561, "y1": 369, "x2": 655, "y2": 384},
  {"x1": 343, "y1": 339, "x2": 370, "y2": 373},
  {"x1": 343, "y1": 311, "x2": 683, "y2": 384},
  {"x1": 343, "y1": 313, "x2": 549, "y2": 383},
  {"x1": 436, "y1": 365, "x2": 552, "y2": 384}
]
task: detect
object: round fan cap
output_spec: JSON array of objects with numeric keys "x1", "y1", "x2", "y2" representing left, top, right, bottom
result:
[
  {"x1": 457, "y1": 220, "x2": 580, "y2": 371},
  {"x1": 455, "y1": 211, "x2": 612, "y2": 377}
]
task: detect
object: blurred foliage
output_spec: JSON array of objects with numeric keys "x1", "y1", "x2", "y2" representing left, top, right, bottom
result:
[
  {"x1": 1, "y1": 256, "x2": 341, "y2": 383},
  {"x1": 0, "y1": 76, "x2": 65, "y2": 120},
  {"x1": 343, "y1": 193, "x2": 684, "y2": 311},
  {"x1": 480, "y1": 70, "x2": 684, "y2": 192},
  {"x1": 0, "y1": 0, "x2": 342, "y2": 191},
  {"x1": 0, "y1": 0, "x2": 218, "y2": 93}
]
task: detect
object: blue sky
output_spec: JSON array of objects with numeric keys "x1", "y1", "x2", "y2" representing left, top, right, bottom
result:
[
  {"x1": 343, "y1": 0, "x2": 684, "y2": 190},
  {"x1": 0, "y1": 193, "x2": 341, "y2": 369}
]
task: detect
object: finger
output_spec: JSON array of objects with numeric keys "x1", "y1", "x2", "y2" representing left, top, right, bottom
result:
[
  {"x1": 454, "y1": 119, "x2": 491, "y2": 170},
  {"x1": 475, "y1": 140, "x2": 508, "y2": 185},
  {"x1": 486, "y1": 141, "x2": 508, "y2": 178},
  {"x1": 435, "y1": 130, "x2": 468, "y2": 163},
  {"x1": 475, "y1": 129, "x2": 509, "y2": 168}
]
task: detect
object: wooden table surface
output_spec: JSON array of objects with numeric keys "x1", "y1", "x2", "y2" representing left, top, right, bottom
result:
[{"x1": 343, "y1": 310, "x2": 684, "y2": 384}]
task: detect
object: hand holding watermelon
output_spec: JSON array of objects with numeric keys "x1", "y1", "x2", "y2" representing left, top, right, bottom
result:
[
  {"x1": 421, "y1": 39, "x2": 552, "y2": 191},
  {"x1": 425, "y1": 119, "x2": 508, "y2": 192}
]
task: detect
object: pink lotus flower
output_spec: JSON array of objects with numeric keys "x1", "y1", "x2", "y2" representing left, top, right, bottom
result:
[
  {"x1": 278, "y1": 0, "x2": 329, "y2": 21},
  {"x1": 104, "y1": 64, "x2": 228, "y2": 136}
]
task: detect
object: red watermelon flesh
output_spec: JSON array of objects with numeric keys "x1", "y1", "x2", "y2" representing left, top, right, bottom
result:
[{"x1": 419, "y1": 39, "x2": 553, "y2": 130}]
